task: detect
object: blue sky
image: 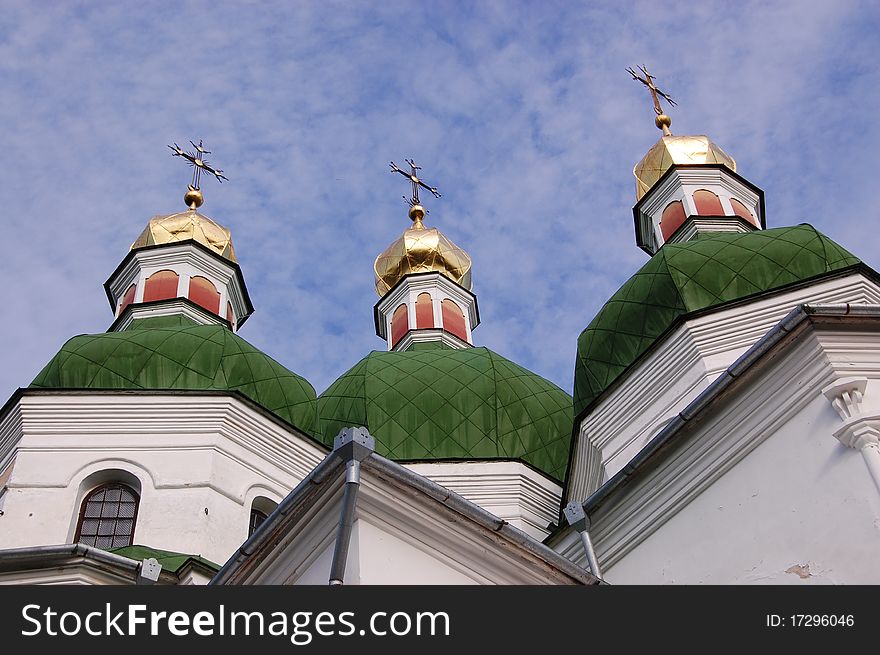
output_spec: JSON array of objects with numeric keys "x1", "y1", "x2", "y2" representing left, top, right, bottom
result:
[{"x1": 1, "y1": 1, "x2": 878, "y2": 400}]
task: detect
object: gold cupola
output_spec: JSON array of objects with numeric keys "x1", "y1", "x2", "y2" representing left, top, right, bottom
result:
[
  {"x1": 374, "y1": 160, "x2": 479, "y2": 351},
  {"x1": 131, "y1": 210, "x2": 237, "y2": 262},
  {"x1": 627, "y1": 67, "x2": 764, "y2": 255},
  {"x1": 627, "y1": 65, "x2": 737, "y2": 201},
  {"x1": 374, "y1": 204, "x2": 472, "y2": 296},
  {"x1": 375, "y1": 160, "x2": 472, "y2": 297},
  {"x1": 634, "y1": 135, "x2": 736, "y2": 202}
]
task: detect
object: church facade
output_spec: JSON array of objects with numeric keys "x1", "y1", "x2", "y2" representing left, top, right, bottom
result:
[{"x1": 1, "y1": 94, "x2": 878, "y2": 585}]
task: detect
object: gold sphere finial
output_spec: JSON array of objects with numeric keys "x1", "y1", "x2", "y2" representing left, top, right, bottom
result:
[
  {"x1": 408, "y1": 204, "x2": 426, "y2": 228},
  {"x1": 184, "y1": 185, "x2": 204, "y2": 210},
  {"x1": 655, "y1": 114, "x2": 672, "y2": 130}
]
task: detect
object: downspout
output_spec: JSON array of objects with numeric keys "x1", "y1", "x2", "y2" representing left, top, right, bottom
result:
[
  {"x1": 563, "y1": 501, "x2": 602, "y2": 579},
  {"x1": 328, "y1": 427, "x2": 375, "y2": 586}
]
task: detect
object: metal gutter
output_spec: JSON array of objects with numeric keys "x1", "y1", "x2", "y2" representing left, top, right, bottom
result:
[
  {"x1": 579, "y1": 303, "x2": 880, "y2": 516},
  {"x1": 0, "y1": 543, "x2": 161, "y2": 583}
]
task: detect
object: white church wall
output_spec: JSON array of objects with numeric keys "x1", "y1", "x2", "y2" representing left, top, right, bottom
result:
[
  {"x1": 569, "y1": 327, "x2": 880, "y2": 584},
  {"x1": 355, "y1": 518, "x2": 480, "y2": 585},
  {"x1": 0, "y1": 393, "x2": 325, "y2": 568}
]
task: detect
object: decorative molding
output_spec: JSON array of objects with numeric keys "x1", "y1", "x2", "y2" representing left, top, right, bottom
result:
[
  {"x1": 405, "y1": 461, "x2": 562, "y2": 540},
  {"x1": 393, "y1": 328, "x2": 471, "y2": 352},
  {"x1": 821, "y1": 377, "x2": 867, "y2": 422},
  {"x1": 666, "y1": 216, "x2": 755, "y2": 244},
  {"x1": 111, "y1": 298, "x2": 228, "y2": 331},
  {"x1": 1, "y1": 393, "x2": 326, "y2": 499}
]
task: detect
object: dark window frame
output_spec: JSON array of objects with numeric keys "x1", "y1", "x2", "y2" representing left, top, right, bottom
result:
[
  {"x1": 74, "y1": 482, "x2": 140, "y2": 549},
  {"x1": 249, "y1": 507, "x2": 268, "y2": 537}
]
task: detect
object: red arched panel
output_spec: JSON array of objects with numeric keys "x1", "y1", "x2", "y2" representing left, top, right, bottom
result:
[
  {"x1": 390, "y1": 304, "x2": 409, "y2": 348},
  {"x1": 441, "y1": 299, "x2": 468, "y2": 342},
  {"x1": 660, "y1": 200, "x2": 687, "y2": 241},
  {"x1": 189, "y1": 276, "x2": 221, "y2": 315},
  {"x1": 730, "y1": 198, "x2": 758, "y2": 226},
  {"x1": 118, "y1": 284, "x2": 136, "y2": 315},
  {"x1": 416, "y1": 293, "x2": 434, "y2": 329},
  {"x1": 143, "y1": 270, "x2": 179, "y2": 302},
  {"x1": 693, "y1": 189, "x2": 724, "y2": 215}
]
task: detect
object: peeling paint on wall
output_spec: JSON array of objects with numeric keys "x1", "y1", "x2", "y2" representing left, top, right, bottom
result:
[{"x1": 785, "y1": 563, "x2": 812, "y2": 579}]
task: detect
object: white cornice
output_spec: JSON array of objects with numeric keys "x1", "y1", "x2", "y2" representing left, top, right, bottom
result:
[
  {"x1": 666, "y1": 217, "x2": 754, "y2": 244},
  {"x1": 405, "y1": 461, "x2": 562, "y2": 540},
  {"x1": 2, "y1": 393, "x2": 326, "y2": 503},
  {"x1": 393, "y1": 328, "x2": 471, "y2": 351},
  {"x1": 111, "y1": 299, "x2": 227, "y2": 331}
]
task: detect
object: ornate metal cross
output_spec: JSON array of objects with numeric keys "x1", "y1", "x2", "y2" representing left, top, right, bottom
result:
[
  {"x1": 627, "y1": 65, "x2": 677, "y2": 133},
  {"x1": 168, "y1": 139, "x2": 229, "y2": 189},
  {"x1": 389, "y1": 159, "x2": 441, "y2": 208}
]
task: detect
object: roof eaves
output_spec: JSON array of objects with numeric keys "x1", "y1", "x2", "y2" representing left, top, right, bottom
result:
[
  {"x1": 578, "y1": 303, "x2": 880, "y2": 517},
  {"x1": 212, "y1": 443, "x2": 601, "y2": 585}
]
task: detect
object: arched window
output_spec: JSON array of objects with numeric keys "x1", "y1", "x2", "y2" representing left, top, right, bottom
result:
[
  {"x1": 441, "y1": 299, "x2": 468, "y2": 342},
  {"x1": 416, "y1": 293, "x2": 434, "y2": 329},
  {"x1": 143, "y1": 270, "x2": 179, "y2": 303},
  {"x1": 249, "y1": 497, "x2": 277, "y2": 537},
  {"x1": 74, "y1": 483, "x2": 139, "y2": 549},
  {"x1": 730, "y1": 198, "x2": 757, "y2": 226},
  {"x1": 390, "y1": 304, "x2": 409, "y2": 348},
  {"x1": 117, "y1": 284, "x2": 136, "y2": 316},
  {"x1": 693, "y1": 189, "x2": 724, "y2": 215},
  {"x1": 660, "y1": 200, "x2": 687, "y2": 241},
  {"x1": 189, "y1": 276, "x2": 221, "y2": 315}
]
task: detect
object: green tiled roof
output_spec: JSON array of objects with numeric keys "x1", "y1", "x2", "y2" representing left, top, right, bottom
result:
[
  {"x1": 574, "y1": 225, "x2": 860, "y2": 418},
  {"x1": 109, "y1": 545, "x2": 218, "y2": 574},
  {"x1": 317, "y1": 347, "x2": 574, "y2": 482},
  {"x1": 30, "y1": 315, "x2": 318, "y2": 434}
]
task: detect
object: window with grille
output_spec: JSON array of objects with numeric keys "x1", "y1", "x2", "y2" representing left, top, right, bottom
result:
[
  {"x1": 249, "y1": 508, "x2": 268, "y2": 537},
  {"x1": 74, "y1": 483, "x2": 139, "y2": 549}
]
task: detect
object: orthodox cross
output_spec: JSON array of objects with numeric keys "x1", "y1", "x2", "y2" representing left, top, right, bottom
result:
[
  {"x1": 627, "y1": 65, "x2": 677, "y2": 134},
  {"x1": 389, "y1": 159, "x2": 441, "y2": 208},
  {"x1": 168, "y1": 139, "x2": 229, "y2": 189}
]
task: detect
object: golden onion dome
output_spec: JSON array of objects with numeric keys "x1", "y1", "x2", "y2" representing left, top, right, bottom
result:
[
  {"x1": 634, "y1": 135, "x2": 737, "y2": 201},
  {"x1": 131, "y1": 209, "x2": 236, "y2": 262},
  {"x1": 374, "y1": 206, "x2": 472, "y2": 297}
]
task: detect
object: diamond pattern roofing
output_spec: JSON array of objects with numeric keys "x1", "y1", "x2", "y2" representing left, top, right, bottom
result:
[
  {"x1": 30, "y1": 315, "x2": 317, "y2": 434},
  {"x1": 317, "y1": 345, "x2": 574, "y2": 482},
  {"x1": 574, "y1": 225, "x2": 860, "y2": 418}
]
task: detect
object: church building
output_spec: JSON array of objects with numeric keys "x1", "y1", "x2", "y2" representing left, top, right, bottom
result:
[{"x1": 1, "y1": 72, "x2": 878, "y2": 585}]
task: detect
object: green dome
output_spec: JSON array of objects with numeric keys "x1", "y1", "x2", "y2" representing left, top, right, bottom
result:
[
  {"x1": 30, "y1": 315, "x2": 318, "y2": 434},
  {"x1": 574, "y1": 225, "x2": 861, "y2": 418},
  {"x1": 317, "y1": 345, "x2": 574, "y2": 482}
]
